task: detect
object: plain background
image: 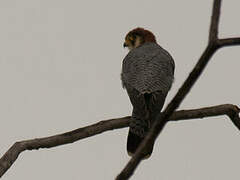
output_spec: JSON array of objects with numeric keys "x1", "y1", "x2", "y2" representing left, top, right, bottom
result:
[{"x1": 0, "y1": 0, "x2": 240, "y2": 179}]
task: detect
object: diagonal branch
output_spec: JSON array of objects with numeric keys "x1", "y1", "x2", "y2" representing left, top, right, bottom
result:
[
  {"x1": 1, "y1": 1, "x2": 240, "y2": 179},
  {"x1": 116, "y1": 0, "x2": 240, "y2": 179},
  {"x1": 0, "y1": 104, "x2": 239, "y2": 178}
]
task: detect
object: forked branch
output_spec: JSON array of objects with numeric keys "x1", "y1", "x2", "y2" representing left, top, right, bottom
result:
[
  {"x1": 0, "y1": 104, "x2": 239, "y2": 178},
  {"x1": 0, "y1": 0, "x2": 239, "y2": 179},
  {"x1": 116, "y1": 0, "x2": 240, "y2": 179}
]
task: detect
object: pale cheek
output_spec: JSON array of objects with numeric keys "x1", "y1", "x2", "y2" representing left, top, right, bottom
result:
[{"x1": 134, "y1": 38, "x2": 141, "y2": 48}]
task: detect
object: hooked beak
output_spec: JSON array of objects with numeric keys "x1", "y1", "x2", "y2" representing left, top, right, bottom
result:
[{"x1": 123, "y1": 42, "x2": 127, "y2": 48}]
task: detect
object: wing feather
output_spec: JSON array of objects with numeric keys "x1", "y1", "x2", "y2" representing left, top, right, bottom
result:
[{"x1": 121, "y1": 42, "x2": 174, "y2": 95}]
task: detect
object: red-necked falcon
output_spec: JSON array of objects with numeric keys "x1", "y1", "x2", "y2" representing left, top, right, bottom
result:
[{"x1": 121, "y1": 27, "x2": 175, "y2": 158}]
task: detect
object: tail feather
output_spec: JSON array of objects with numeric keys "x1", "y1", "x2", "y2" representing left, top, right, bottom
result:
[
  {"x1": 126, "y1": 91, "x2": 166, "y2": 159},
  {"x1": 127, "y1": 93, "x2": 154, "y2": 159},
  {"x1": 127, "y1": 129, "x2": 154, "y2": 159}
]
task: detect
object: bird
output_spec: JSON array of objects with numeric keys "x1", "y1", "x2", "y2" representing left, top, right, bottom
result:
[{"x1": 121, "y1": 27, "x2": 175, "y2": 159}]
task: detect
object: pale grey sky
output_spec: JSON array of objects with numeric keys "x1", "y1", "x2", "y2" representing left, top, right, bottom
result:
[{"x1": 0, "y1": 0, "x2": 240, "y2": 179}]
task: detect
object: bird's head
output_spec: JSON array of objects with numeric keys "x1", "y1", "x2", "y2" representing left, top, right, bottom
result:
[{"x1": 123, "y1": 27, "x2": 156, "y2": 50}]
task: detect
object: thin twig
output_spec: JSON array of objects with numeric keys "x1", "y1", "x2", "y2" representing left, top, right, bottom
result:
[
  {"x1": 218, "y1": 38, "x2": 240, "y2": 48},
  {"x1": 0, "y1": 104, "x2": 239, "y2": 178},
  {"x1": 116, "y1": 0, "x2": 240, "y2": 179},
  {"x1": 209, "y1": 0, "x2": 222, "y2": 42}
]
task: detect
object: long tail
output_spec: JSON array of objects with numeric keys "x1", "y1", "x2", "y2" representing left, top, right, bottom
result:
[{"x1": 127, "y1": 93, "x2": 154, "y2": 159}]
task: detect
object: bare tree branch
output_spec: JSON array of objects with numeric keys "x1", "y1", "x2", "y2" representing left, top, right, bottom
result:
[
  {"x1": 0, "y1": 116, "x2": 129, "y2": 178},
  {"x1": 0, "y1": 104, "x2": 239, "y2": 178},
  {"x1": 172, "y1": 104, "x2": 240, "y2": 126},
  {"x1": 116, "y1": 0, "x2": 240, "y2": 179},
  {"x1": 1, "y1": 1, "x2": 240, "y2": 179},
  {"x1": 209, "y1": 0, "x2": 222, "y2": 42},
  {"x1": 218, "y1": 38, "x2": 240, "y2": 48}
]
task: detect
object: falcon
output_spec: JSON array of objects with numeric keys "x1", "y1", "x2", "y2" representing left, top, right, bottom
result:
[{"x1": 121, "y1": 27, "x2": 175, "y2": 158}]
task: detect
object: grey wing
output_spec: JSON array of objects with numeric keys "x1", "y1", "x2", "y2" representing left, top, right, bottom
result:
[
  {"x1": 121, "y1": 44, "x2": 175, "y2": 95},
  {"x1": 144, "y1": 50, "x2": 174, "y2": 94}
]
